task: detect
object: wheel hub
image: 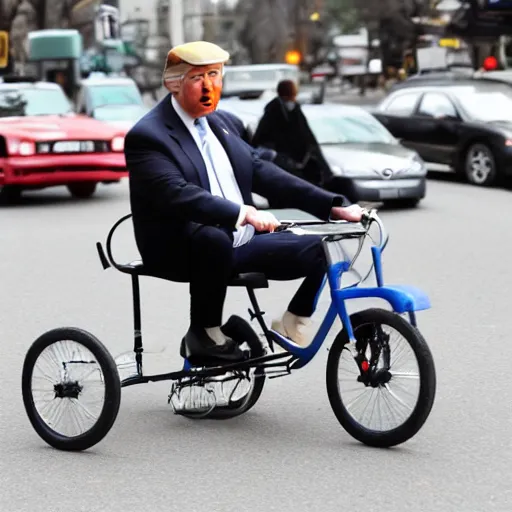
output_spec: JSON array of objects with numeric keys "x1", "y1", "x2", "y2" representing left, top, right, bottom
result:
[
  {"x1": 369, "y1": 368, "x2": 392, "y2": 387},
  {"x1": 54, "y1": 381, "x2": 82, "y2": 399}
]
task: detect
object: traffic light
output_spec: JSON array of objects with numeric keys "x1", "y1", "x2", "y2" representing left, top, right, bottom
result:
[
  {"x1": 0, "y1": 31, "x2": 9, "y2": 69},
  {"x1": 285, "y1": 50, "x2": 301, "y2": 65},
  {"x1": 483, "y1": 55, "x2": 498, "y2": 71}
]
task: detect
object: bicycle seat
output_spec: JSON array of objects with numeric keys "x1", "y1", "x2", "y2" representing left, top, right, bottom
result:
[{"x1": 120, "y1": 260, "x2": 269, "y2": 289}]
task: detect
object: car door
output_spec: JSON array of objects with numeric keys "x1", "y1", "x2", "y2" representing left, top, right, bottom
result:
[
  {"x1": 373, "y1": 89, "x2": 424, "y2": 152},
  {"x1": 413, "y1": 91, "x2": 462, "y2": 165}
]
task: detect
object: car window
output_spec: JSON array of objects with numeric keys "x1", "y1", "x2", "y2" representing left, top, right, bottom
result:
[
  {"x1": 383, "y1": 92, "x2": 421, "y2": 116},
  {"x1": 86, "y1": 84, "x2": 143, "y2": 110},
  {"x1": 307, "y1": 111, "x2": 396, "y2": 145},
  {"x1": 417, "y1": 92, "x2": 458, "y2": 118},
  {"x1": 452, "y1": 84, "x2": 512, "y2": 122},
  {"x1": 0, "y1": 87, "x2": 72, "y2": 117}
]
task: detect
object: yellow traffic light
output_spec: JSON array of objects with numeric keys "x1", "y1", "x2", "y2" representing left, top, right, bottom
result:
[
  {"x1": 310, "y1": 12, "x2": 320, "y2": 22},
  {"x1": 285, "y1": 50, "x2": 301, "y2": 65},
  {"x1": 0, "y1": 31, "x2": 9, "y2": 69}
]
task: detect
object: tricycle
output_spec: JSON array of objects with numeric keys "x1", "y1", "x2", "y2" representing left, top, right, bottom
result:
[{"x1": 21, "y1": 209, "x2": 436, "y2": 451}]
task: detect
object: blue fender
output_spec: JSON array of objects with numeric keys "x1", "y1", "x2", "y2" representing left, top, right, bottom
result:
[{"x1": 336, "y1": 284, "x2": 431, "y2": 313}]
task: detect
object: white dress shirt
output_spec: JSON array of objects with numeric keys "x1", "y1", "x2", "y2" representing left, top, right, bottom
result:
[{"x1": 171, "y1": 96, "x2": 254, "y2": 247}]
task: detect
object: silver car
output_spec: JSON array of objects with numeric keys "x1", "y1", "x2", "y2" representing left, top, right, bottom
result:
[{"x1": 218, "y1": 99, "x2": 427, "y2": 207}]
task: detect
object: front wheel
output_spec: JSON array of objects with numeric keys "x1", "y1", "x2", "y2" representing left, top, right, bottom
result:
[
  {"x1": 22, "y1": 327, "x2": 121, "y2": 451},
  {"x1": 326, "y1": 308, "x2": 436, "y2": 448},
  {"x1": 0, "y1": 185, "x2": 22, "y2": 204},
  {"x1": 464, "y1": 143, "x2": 497, "y2": 186},
  {"x1": 67, "y1": 182, "x2": 97, "y2": 198}
]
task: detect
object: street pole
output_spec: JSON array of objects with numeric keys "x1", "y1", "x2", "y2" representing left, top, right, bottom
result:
[{"x1": 169, "y1": 0, "x2": 184, "y2": 47}]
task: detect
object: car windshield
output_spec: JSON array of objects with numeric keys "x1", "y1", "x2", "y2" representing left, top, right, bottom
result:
[
  {"x1": 307, "y1": 111, "x2": 397, "y2": 145},
  {"x1": 93, "y1": 104, "x2": 148, "y2": 122},
  {"x1": 87, "y1": 84, "x2": 143, "y2": 110},
  {"x1": 454, "y1": 85, "x2": 512, "y2": 121},
  {"x1": 0, "y1": 87, "x2": 72, "y2": 117}
]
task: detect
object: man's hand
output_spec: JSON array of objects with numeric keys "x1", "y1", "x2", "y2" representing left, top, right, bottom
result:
[
  {"x1": 241, "y1": 206, "x2": 281, "y2": 232},
  {"x1": 330, "y1": 204, "x2": 366, "y2": 222}
]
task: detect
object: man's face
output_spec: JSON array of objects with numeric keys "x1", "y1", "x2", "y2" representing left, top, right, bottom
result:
[{"x1": 174, "y1": 63, "x2": 223, "y2": 118}]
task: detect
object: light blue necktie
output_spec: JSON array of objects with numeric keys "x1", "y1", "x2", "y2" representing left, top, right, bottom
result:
[{"x1": 195, "y1": 117, "x2": 226, "y2": 198}]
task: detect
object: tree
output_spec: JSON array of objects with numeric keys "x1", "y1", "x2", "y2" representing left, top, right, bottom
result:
[
  {"x1": 324, "y1": 0, "x2": 361, "y2": 34},
  {"x1": 238, "y1": 0, "x2": 289, "y2": 63}
]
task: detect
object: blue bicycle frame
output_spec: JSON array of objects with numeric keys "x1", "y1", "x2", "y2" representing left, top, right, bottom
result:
[{"x1": 263, "y1": 212, "x2": 431, "y2": 370}]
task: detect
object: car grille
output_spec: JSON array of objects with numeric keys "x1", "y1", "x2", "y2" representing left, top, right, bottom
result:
[{"x1": 35, "y1": 140, "x2": 110, "y2": 154}]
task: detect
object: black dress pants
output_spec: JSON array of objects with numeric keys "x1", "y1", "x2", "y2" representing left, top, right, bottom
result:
[{"x1": 188, "y1": 226, "x2": 327, "y2": 327}]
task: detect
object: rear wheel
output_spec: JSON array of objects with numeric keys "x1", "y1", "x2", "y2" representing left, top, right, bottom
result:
[
  {"x1": 172, "y1": 315, "x2": 266, "y2": 420},
  {"x1": 22, "y1": 327, "x2": 121, "y2": 451},
  {"x1": 67, "y1": 182, "x2": 97, "y2": 198},
  {"x1": 326, "y1": 308, "x2": 436, "y2": 447}
]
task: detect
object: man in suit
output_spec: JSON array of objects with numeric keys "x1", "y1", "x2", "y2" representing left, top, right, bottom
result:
[{"x1": 124, "y1": 41, "x2": 364, "y2": 363}]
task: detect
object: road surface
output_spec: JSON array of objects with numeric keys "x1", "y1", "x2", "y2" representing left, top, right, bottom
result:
[{"x1": 1, "y1": 175, "x2": 511, "y2": 511}]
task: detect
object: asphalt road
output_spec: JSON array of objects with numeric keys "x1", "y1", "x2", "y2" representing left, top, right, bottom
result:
[{"x1": 1, "y1": 175, "x2": 511, "y2": 512}]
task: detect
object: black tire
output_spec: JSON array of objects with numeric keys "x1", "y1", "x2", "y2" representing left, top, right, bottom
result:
[
  {"x1": 182, "y1": 315, "x2": 266, "y2": 420},
  {"x1": 22, "y1": 327, "x2": 121, "y2": 451},
  {"x1": 67, "y1": 182, "x2": 97, "y2": 198},
  {"x1": 464, "y1": 143, "x2": 497, "y2": 186},
  {"x1": 385, "y1": 198, "x2": 420, "y2": 209},
  {"x1": 326, "y1": 308, "x2": 436, "y2": 448},
  {"x1": 0, "y1": 185, "x2": 22, "y2": 204}
]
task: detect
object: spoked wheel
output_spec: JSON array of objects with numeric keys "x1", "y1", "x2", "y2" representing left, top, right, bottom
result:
[
  {"x1": 171, "y1": 315, "x2": 266, "y2": 420},
  {"x1": 326, "y1": 308, "x2": 436, "y2": 448},
  {"x1": 22, "y1": 327, "x2": 121, "y2": 451}
]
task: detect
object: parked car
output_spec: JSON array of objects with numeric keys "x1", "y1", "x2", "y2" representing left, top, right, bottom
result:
[
  {"x1": 372, "y1": 78, "x2": 512, "y2": 186},
  {"x1": 219, "y1": 98, "x2": 428, "y2": 207},
  {"x1": 76, "y1": 75, "x2": 150, "y2": 130},
  {"x1": 0, "y1": 77, "x2": 127, "y2": 202}
]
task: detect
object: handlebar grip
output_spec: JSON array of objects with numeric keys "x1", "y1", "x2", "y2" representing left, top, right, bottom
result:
[{"x1": 96, "y1": 242, "x2": 111, "y2": 270}]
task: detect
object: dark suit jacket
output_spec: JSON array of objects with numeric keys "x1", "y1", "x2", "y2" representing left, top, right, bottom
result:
[{"x1": 124, "y1": 94, "x2": 350, "y2": 269}]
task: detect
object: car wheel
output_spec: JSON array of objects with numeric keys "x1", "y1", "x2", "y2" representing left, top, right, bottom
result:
[
  {"x1": 67, "y1": 182, "x2": 97, "y2": 199},
  {"x1": 0, "y1": 185, "x2": 22, "y2": 205},
  {"x1": 464, "y1": 143, "x2": 497, "y2": 186},
  {"x1": 385, "y1": 198, "x2": 420, "y2": 209}
]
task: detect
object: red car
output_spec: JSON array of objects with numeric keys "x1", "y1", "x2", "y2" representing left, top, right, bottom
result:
[{"x1": 0, "y1": 78, "x2": 128, "y2": 202}]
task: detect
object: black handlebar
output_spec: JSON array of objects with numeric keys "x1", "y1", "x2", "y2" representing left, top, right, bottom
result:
[
  {"x1": 96, "y1": 213, "x2": 134, "y2": 273},
  {"x1": 96, "y1": 209, "x2": 376, "y2": 273}
]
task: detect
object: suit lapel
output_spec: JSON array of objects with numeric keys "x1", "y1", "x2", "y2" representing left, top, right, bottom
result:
[
  {"x1": 162, "y1": 96, "x2": 210, "y2": 190},
  {"x1": 207, "y1": 114, "x2": 252, "y2": 204}
]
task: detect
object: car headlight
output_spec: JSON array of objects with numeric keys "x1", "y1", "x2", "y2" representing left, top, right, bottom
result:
[
  {"x1": 111, "y1": 136, "x2": 125, "y2": 152},
  {"x1": 7, "y1": 139, "x2": 36, "y2": 156},
  {"x1": 330, "y1": 164, "x2": 375, "y2": 178},
  {"x1": 410, "y1": 156, "x2": 426, "y2": 174}
]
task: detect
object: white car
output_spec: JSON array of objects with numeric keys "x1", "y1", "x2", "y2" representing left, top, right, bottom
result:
[{"x1": 76, "y1": 75, "x2": 150, "y2": 130}]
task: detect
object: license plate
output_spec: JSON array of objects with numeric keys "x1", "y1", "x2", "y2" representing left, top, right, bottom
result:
[
  {"x1": 53, "y1": 141, "x2": 95, "y2": 153},
  {"x1": 379, "y1": 188, "x2": 400, "y2": 199}
]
